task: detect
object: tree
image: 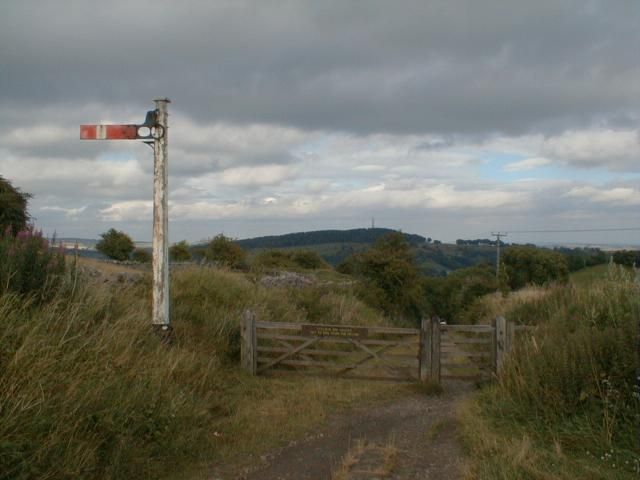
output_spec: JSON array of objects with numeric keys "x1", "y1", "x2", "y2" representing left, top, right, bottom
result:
[
  {"x1": 205, "y1": 234, "x2": 246, "y2": 269},
  {"x1": 503, "y1": 246, "x2": 569, "y2": 289},
  {"x1": 96, "y1": 228, "x2": 135, "y2": 261},
  {"x1": 612, "y1": 250, "x2": 640, "y2": 267},
  {"x1": 0, "y1": 175, "x2": 31, "y2": 235},
  {"x1": 346, "y1": 232, "x2": 425, "y2": 324},
  {"x1": 169, "y1": 240, "x2": 192, "y2": 261},
  {"x1": 423, "y1": 263, "x2": 497, "y2": 322},
  {"x1": 131, "y1": 248, "x2": 151, "y2": 263}
]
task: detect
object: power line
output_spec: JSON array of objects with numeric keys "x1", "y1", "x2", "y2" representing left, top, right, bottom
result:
[{"x1": 505, "y1": 227, "x2": 640, "y2": 234}]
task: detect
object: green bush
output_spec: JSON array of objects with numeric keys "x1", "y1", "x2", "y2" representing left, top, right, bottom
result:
[
  {"x1": 0, "y1": 176, "x2": 31, "y2": 236},
  {"x1": 0, "y1": 226, "x2": 65, "y2": 300},
  {"x1": 251, "y1": 249, "x2": 297, "y2": 271},
  {"x1": 131, "y1": 248, "x2": 151, "y2": 263},
  {"x1": 169, "y1": 240, "x2": 192, "y2": 261},
  {"x1": 205, "y1": 234, "x2": 247, "y2": 269},
  {"x1": 503, "y1": 246, "x2": 569, "y2": 289},
  {"x1": 423, "y1": 263, "x2": 496, "y2": 323},
  {"x1": 344, "y1": 232, "x2": 425, "y2": 324},
  {"x1": 291, "y1": 250, "x2": 328, "y2": 269},
  {"x1": 612, "y1": 249, "x2": 640, "y2": 267},
  {"x1": 252, "y1": 249, "x2": 329, "y2": 272},
  {"x1": 96, "y1": 228, "x2": 135, "y2": 261}
]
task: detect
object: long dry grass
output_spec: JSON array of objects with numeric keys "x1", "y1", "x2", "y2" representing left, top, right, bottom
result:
[
  {"x1": 460, "y1": 265, "x2": 640, "y2": 479},
  {"x1": 0, "y1": 266, "x2": 399, "y2": 480}
]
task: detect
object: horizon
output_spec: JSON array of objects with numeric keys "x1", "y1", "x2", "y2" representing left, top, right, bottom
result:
[{"x1": 53, "y1": 226, "x2": 640, "y2": 251}]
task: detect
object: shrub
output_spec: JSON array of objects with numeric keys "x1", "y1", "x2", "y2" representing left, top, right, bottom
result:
[
  {"x1": 423, "y1": 263, "x2": 496, "y2": 323},
  {"x1": 0, "y1": 226, "x2": 65, "y2": 299},
  {"x1": 205, "y1": 234, "x2": 246, "y2": 269},
  {"x1": 503, "y1": 246, "x2": 569, "y2": 289},
  {"x1": 169, "y1": 240, "x2": 192, "y2": 261},
  {"x1": 612, "y1": 249, "x2": 640, "y2": 267},
  {"x1": 251, "y1": 249, "x2": 297, "y2": 271},
  {"x1": 345, "y1": 232, "x2": 425, "y2": 324},
  {"x1": 131, "y1": 248, "x2": 151, "y2": 263},
  {"x1": 0, "y1": 176, "x2": 31, "y2": 236},
  {"x1": 291, "y1": 250, "x2": 328, "y2": 269},
  {"x1": 96, "y1": 228, "x2": 135, "y2": 261},
  {"x1": 252, "y1": 249, "x2": 328, "y2": 272}
]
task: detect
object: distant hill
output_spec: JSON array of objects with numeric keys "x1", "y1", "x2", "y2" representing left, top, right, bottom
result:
[
  {"x1": 231, "y1": 228, "x2": 499, "y2": 276},
  {"x1": 235, "y1": 228, "x2": 426, "y2": 249}
]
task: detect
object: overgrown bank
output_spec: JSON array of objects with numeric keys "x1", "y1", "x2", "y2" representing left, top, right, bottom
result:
[
  {"x1": 0, "y1": 266, "x2": 398, "y2": 480},
  {"x1": 460, "y1": 266, "x2": 640, "y2": 479}
]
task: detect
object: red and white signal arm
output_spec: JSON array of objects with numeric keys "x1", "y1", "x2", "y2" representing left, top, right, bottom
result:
[{"x1": 80, "y1": 124, "x2": 138, "y2": 140}]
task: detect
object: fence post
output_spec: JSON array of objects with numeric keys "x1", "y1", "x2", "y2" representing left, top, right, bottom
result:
[
  {"x1": 494, "y1": 315, "x2": 507, "y2": 374},
  {"x1": 507, "y1": 320, "x2": 514, "y2": 355},
  {"x1": 431, "y1": 317, "x2": 441, "y2": 382},
  {"x1": 419, "y1": 317, "x2": 432, "y2": 382},
  {"x1": 241, "y1": 309, "x2": 257, "y2": 375}
]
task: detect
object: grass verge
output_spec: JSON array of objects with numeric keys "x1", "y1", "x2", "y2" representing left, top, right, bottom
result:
[
  {"x1": 0, "y1": 265, "x2": 400, "y2": 480},
  {"x1": 459, "y1": 265, "x2": 640, "y2": 479}
]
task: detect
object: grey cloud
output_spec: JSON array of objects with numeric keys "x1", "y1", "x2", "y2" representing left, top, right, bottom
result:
[{"x1": 1, "y1": 1, "x2": 639, "y2": 135}]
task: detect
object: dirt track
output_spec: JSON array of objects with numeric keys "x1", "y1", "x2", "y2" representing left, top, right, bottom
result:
[{"x1": 210, "y1": 381, "x2": 473, "y2": 480}]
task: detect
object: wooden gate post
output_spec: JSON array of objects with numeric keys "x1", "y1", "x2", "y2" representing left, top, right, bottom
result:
[
  {"x1": 241, "y1": 310, "x2": 257, "y2": 375},
  {"x1": 494, "y1": 316, "x2": 507, "y2": 374},
  {"x1": 507, "y1": 319, "x2": 514, "y2": 355},
  {"x1": 431, "y1": 317, "x2": 441, "y2": 382},
  {"x1": 419, "y1": 317, "x2": 432, "y2": 382}
]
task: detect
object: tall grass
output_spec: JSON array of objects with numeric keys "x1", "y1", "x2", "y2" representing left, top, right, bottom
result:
[
  {"x1": 461, "y1": 265, "x2": 640, "y2": 479},
  {"x1": 0, "y1": 280, "x2": 223, "y2": 479},
  {"x1": 0, "y1": 265, "x2": 391, "y2": 479}
]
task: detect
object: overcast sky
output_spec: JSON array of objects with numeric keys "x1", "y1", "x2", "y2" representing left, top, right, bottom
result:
[{"x1": 1, "y1": 0, "x2": 639, "y2": 246}]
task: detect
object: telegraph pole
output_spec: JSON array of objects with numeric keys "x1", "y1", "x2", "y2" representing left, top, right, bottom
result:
[
  {"x1": 491, "y1": 232, "x2": 508, "y2": 281},
  {"x1": 152, "y1": 98, "x2": 171, "y2": 334}
]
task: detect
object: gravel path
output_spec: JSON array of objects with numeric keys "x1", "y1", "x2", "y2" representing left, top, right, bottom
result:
[{"x1": 211, "y1": 381, "x2": 473, "y2": 480}]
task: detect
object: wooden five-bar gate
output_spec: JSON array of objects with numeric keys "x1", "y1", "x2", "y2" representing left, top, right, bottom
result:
[{"x1": 241, "y1": 312, "x2": 531, "y2": 383}]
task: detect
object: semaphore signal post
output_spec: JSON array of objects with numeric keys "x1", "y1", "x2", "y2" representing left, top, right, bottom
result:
[{"x1": 81, "y1": 99, "x2": 172, "y2": 338}]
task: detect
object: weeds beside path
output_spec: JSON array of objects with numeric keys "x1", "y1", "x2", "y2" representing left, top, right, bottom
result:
[{"x1": 206, "y1": 381, "x2": 473, "y2": 480}]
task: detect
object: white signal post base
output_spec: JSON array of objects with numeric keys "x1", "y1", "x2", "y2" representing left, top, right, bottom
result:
[{"x1": 152, "y1": 98, "x2": 171, "y2": 333}]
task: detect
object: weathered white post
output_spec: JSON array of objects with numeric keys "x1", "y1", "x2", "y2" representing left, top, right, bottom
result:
[
  {"x1": 152, "y1": 98, "x2": 171, "y2": 333},
  {"x1": 80, "y1": 99, "x2": 172, "y2": 337}
]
